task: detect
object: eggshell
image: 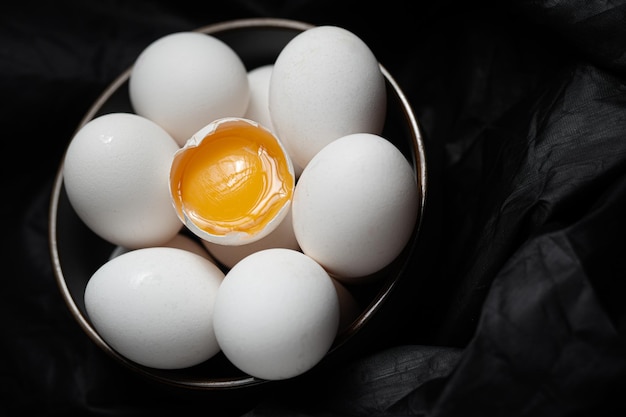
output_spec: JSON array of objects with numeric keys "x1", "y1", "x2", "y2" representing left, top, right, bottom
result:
[
  {"x1": 84, "y1": 247, "x2": 225, "y2": 369},
  {"x1": 245, "y1": 64, "x2": 303, "y2": 178},
  {"x1": 201, "y1": 206, "x2": 300, "y2": 269},
  {"x1": 331, "y1": 278, "x2": 360, "y2": 333},
  {"x1": 269, "y1": 25, "x2": 387, "y2": 169},
  {"x1": 110, "y1": 232, "x2": 217, "y2": 265},
  {"x1": 169, "y1": 117, "x2": 295, "y2": 246},
  {"x1": 292, "y1": 133, "x2": 418, "y2": 282},
  {"x1": 244, "y1": 64, "x2": 275, "y2": 133},
  {"x1": 213, "y1": 248, "x2": 340, "y2": 380},
  {"x1": 129, "y1": 31, "x2": 250, "y2": 146},
  {"x1": 63, "y1": 112, "x2": 183, "y2": 249}
]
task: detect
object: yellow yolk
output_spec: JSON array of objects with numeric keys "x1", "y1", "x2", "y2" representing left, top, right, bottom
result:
[{"x1": 170, "y1": 118, "x2": 294, "y2": 244}]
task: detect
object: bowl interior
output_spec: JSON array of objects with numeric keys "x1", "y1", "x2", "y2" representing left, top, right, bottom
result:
[{"x1": 49, "y1": 17, "x2": 427, "y2": 390}]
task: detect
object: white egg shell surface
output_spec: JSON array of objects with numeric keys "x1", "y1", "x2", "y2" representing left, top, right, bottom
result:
[
  {"x1": 129, "y1": 31, "x2": 250, "y2": 146},
  {"x1": 62, "y1": 112, "x2": 183, "y2": 249},
  {"x1": 202, "y1": 206, "x2": 300, "y2": 269},
  {"x1": 244, "y1": 64, "x2": 275, "y2": 133},
  {"x1": 110, "y1": 232, "x2": 217, "y2": 265},
  {"x1": 245, "y1": 64, "x2": 303, "y2": 178},
  {"x1": 331, "y1": 278, "x2": 361, "y2": 333},
  {"x1": 292, "y1": 133, "x2": 419, "y2": 282},
  {"x1": 84, "y1": 247, "x2": 225, "y2": 370},
  {"x1": 269, "y1": 25, "x2": 387, "y2": 169},
  {"x1": 213, "y1": 248, "x2": 340, "y2": 380}
]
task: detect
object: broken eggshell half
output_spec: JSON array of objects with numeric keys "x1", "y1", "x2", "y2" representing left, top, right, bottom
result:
[{"x1": 169, "y1": 117, "x2": 296, "y2": 246}]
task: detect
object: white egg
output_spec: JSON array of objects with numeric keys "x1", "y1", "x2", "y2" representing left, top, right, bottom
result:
[
  {"x1": 213, "y1": 248, "x2": 340, "y2": 380},
  {"x1": 269, "y1": 25, "x2": 387, "y2": 169},
  {"x1": 84, "y1": 247, "x2": 225, "y2": 370},
  {"x1": 129, "y1": 31, "x2": 250, "y2": 146},
  {"x1": 63, "y1": 112, "x2": 183, "y2": 249},
  {"x1": 110, "y1": 232, "x2": 217, "y2": 265},
  {"x1": 245, "y1": 64, "x2": 303, "y2": 178},
  {"x1": 292, "y1": 133, "x2": 419, "y2": 282},
  {"x1": 331, "y1": 278, "x2": 360, "y2": 333},
  {"x1": 201, "y1": 206, "x2": 300, "y2": 269},
  {"x1": 244, "y1": 64, "x2": 275, "y2": 132}
]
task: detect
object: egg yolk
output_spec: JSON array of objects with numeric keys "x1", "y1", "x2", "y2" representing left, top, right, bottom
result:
[{"x1": 170, "y1": 118, "x2": 294, "y2": 243}]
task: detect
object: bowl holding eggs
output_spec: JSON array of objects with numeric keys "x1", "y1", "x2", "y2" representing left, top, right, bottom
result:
[{"x1": 49, "y1": 18, "x2": 427, "y2": 390}]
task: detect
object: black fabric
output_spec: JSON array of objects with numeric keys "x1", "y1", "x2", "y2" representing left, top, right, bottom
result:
[{"x1": 3, "y1": 1, "x2": 626, "y2": 416}]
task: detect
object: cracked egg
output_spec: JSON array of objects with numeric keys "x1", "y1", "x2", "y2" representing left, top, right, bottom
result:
[{"x1": 170, "y1": 117, "x2": 295, "y2": 246}]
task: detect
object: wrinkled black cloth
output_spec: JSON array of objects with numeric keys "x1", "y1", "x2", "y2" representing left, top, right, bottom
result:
[{"x1": 3, "y1": 1, "x2": 626, "y2": 416}]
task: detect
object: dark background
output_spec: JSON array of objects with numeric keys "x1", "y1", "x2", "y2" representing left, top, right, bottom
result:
[{"x1": 3, "y1": 1, "x2": 626, "y2": 416}]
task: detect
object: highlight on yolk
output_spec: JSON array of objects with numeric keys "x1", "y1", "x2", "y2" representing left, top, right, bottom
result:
[{"x1": 170, "y1": 117, "x2": 295, "y2": 245}]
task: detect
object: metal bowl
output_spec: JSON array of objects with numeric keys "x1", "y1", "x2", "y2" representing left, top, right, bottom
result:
[{"x1": 49, "y1": 17, "x2": 427, "y2": 391}]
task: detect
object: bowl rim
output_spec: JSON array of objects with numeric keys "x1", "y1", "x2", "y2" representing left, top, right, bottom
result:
[{"x1": 48, "y1": 16, "x2": 428, "y2": 390}]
